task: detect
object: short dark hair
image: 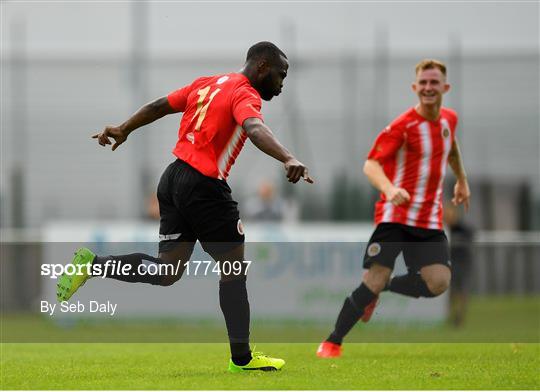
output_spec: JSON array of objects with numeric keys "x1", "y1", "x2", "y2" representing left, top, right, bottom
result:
[{"x1": 246, "y1": 41, "x2": 287, "y2": 63}]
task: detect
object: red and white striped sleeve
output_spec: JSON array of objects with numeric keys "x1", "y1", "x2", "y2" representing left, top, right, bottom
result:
[{"x1": 367, "y1": 120, "x2": 406, "y2": 164}]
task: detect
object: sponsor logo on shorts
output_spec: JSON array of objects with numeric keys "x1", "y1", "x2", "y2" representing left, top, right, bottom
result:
[
  {"x1": 237, "y1": 219, "x2": 244, "y2": 236},
  {"x1": 367, "y1": 242, "x2": 381, "y2": 257}
]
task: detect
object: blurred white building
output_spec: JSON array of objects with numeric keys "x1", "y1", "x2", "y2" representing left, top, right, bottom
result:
[{"x1": 1, "y1": 1, "x2": 538, "y2": 229}]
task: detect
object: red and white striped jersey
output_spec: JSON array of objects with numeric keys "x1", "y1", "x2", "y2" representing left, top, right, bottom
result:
[
  {"x1": 167, "y1": 73, "x2": 263, "y2": 180},
  {"x1": 367, "y1": 107, "x2": 458, "y2": 230}
]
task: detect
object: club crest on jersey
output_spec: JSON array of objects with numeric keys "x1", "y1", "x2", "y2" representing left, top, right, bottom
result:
[
  {"x1": 237, "y1": 219, "x2": 244, "y2": 236},
  {"x1": 442, "y1": 127, "x2": 450, "y2": 138},
  {"x1": 367, "y1": 242, "x2": 381, "y2": 257}
]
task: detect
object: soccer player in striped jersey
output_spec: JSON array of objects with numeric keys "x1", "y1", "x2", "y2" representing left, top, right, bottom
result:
[
  {"x1": 57, "y1": 42, "x2": 313, "y2": 372},
  {"x1": 317, "y1": 59, "x2": 470, "y2": 358}
]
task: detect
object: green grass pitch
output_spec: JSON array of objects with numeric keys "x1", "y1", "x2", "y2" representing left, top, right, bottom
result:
[
  {"x1": 1, "y1": 343, "x2": 539, "y2": 389},
  {"x1": 1, "y1": 296, "x2": 539, "y2": 389}
]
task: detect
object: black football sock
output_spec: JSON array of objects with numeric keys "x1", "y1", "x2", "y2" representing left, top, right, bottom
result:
[
  {"x1": 388, "y1": 273, "x2": 436, "y2": 298},
  {"x1": 327, "y1": 283, "x2": 378, "y2": 345},
  {"x1": 93, "y1": 253, "x2": 164, "y2": 285},
  {"x1": 219, "y1": 279, "x2": 251, "y2": 366}
]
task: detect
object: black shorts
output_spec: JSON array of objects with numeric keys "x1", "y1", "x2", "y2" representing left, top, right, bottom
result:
[
  {"x1": 157, "y1": 159, "x2": 244, "y2": 255},
  {"x1": 363, "y1": 223, "x2": 450, "y2": 271}
]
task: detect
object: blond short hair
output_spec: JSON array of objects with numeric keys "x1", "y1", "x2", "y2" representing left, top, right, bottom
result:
[{"x1": 415, "y1": 59, "x2": 447, "y2": 76}]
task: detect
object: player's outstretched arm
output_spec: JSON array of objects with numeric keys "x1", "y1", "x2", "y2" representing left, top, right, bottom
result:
[
  {"x1": 92, "y1": 97, "x2": 179, "y2": 151},
  {"x1": 448, "y1": 139, "x2": 471, "y2": 211},
  {"x1": 242, "y1": 117, "x2": 314, "y2": 184},
  {"x1": 363, "y1": 159, "x2": 410, "y2": 206}
]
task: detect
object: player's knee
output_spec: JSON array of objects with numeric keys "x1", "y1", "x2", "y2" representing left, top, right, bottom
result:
[
  {"x1": 158, "y1": 263, "x2": 185, "y2": 286},
  {"x1": 364, "y1": 267, "x2": 392, "y2": 294},
  {"x1": 366, "y1": 279, "x2": 387, "y2": 294},
  {"x1": 425, "y1": 276, "x2": 450, "y2": 296},
  {"x1": 160, "y1": 273, "x2": 182, "y2": 286}
]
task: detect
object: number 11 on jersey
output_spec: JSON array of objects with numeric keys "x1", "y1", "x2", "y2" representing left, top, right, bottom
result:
[{"x1": 186, "y1": 86, "x2": 221, "y2": 144}]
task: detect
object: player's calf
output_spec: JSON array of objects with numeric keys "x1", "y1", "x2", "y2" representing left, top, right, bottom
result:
[
  {"x1": 323, "y1": 271, "x2": 387, "y2": 346},
  {"x1": 219, "y1": 276, "x2": 251, "y2": 366},
  {"x1": 91, "y1": 253, "x2": 172, "y2": 286},
  {"x1": 360, "y1": 268, "x2": 387, "y2": 323}
]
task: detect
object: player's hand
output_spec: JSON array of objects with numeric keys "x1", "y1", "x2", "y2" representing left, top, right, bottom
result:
[
  {"x1": 92, "y1": 126, "x2": 128, "y2": 151},
  {"x1": 384, "y1": 186, "x2": 410, "y2": 206},
  {"x1": 284, "y1": 158, "x2": 314, "y2": 184},
  {"x1": 452, "y1": 178, "x2": 470, "y2": 212}
]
